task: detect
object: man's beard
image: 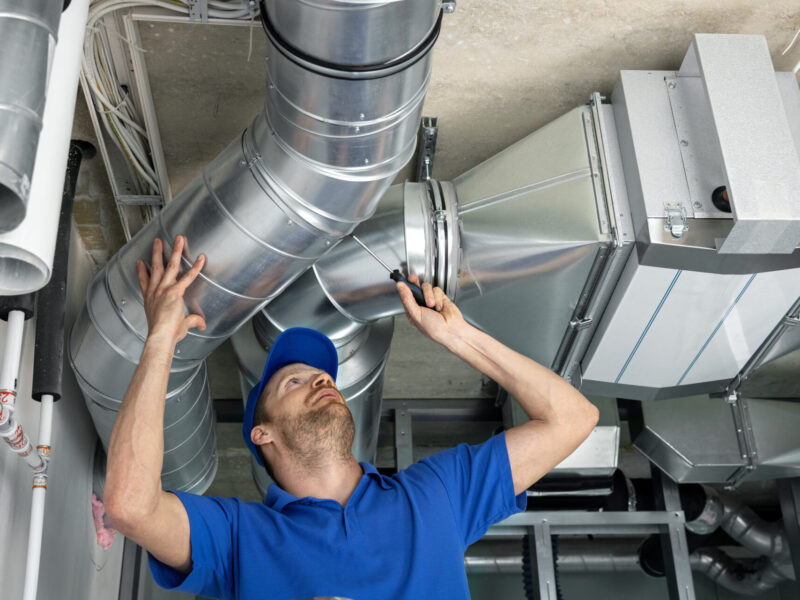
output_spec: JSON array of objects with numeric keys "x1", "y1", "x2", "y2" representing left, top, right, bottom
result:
[{"x1": 275, "y1": 397, "x2": 355, "y2": 468}]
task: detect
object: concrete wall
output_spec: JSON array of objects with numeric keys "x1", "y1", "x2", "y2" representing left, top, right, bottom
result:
[{"x1": 0, "y1": 224, "x2": 123, "y2": 599}]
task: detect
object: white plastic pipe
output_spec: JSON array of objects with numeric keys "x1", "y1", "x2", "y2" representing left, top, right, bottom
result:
[
  {"x1": 0, "y1": 309, "x2": 25, "y2": 393},
  {"x1": 22, "y1": 394, "x2": 53, "y2": 600},
  {"x1": 0, "y1": 0, "x2": 91, "y2": 295}
]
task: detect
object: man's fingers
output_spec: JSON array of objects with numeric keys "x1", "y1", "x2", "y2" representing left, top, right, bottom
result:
[
  {"x1": 136, "y1": 260, "x2": 149, "y2": 296},
  {"x1": 433, "y1": 286, "x2": 445, "y2": 311},
  {"x1": 149, "y1": 238, "x2": 164, "y2": 291},
  {"x1": 421, "y1": 281, "x2": 435, "y2": 308},
  {"x1": 407, "y1": 274, "x2": 421, "y2": 286},
  {"x1": 176, "y1": 253, "x2": 206, "y2": 292},
  {"x1": 161, "y1": 235, "x2": 185, "y2": 286},
  {"x1": 184, "y1": 314, "x2": 206, "y2": 333},
  {"x1": 396, "y1": 281, "x2": 420, "y2": 319}
]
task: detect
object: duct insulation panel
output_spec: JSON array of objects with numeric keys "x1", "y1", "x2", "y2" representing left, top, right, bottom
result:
[{"x1": 581, "y1": 255, "x2": 800, "y2": 400}]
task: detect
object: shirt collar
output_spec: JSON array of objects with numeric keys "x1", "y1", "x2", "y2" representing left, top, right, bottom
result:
[{"x1": 263, "y1": 462, "x2": 390, "y2": 511}]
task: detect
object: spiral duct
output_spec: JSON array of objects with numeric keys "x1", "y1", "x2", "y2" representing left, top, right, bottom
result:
[
  {"x1": 69, "y1": 0, "x2": 445, "y2": 494},
  {"x1": 0, "y1": 0, "x2": 62, "y2": 232}
]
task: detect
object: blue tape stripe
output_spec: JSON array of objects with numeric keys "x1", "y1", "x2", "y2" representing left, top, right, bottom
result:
[
  {"x1": 676, "y1": 273, "x2": 758, "y2": 386},
  {"x1": 615, "y1": 270, "x2": 683, "y2": 384}
]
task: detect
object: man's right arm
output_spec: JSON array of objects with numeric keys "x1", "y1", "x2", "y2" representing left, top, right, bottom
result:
[{"x1": 104, "y1": 236, "x2": 206, "y2": 573}]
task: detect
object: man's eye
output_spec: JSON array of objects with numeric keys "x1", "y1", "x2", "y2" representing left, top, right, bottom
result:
[{"x1": 287, "y1": 378, "x2": 301, "y2": 387}]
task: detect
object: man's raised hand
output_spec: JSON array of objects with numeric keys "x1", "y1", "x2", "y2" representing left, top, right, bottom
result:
[
  {"x1": 136, "y1": 235, "x2": 207, "y2": 344},
  {"x1": 395, "y1": 275, "x2": 466, "y2": 346}
]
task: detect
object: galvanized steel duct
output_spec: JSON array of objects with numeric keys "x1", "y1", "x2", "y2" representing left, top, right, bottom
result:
[
  {"x1": 0, "y1": 0, "x2": 62, "y2": 232},
  {"x1": 69, "y1": 1, "x2": 445, "y2": 493},
  {"x1": 271, "y1": 105, "x2": 624, "y2": 374}
]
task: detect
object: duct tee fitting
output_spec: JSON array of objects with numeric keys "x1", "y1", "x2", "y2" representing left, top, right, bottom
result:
[
  {"x1": 70, "y1": 1, "x2": 445, "y2": 493},
  {"x1": 0, "y1": 0, "x2": 63, "y2": 231},
  {"x1": 304, "y1": 179, "x2": 461, "y2": 324}
]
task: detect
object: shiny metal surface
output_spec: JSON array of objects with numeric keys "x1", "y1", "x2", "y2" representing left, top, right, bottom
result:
[
  {"x1": 685, "y1": 486, "x2": 724, "y2": 535},
  {"x1": 635, "y1": 395, "x2": 746, "y2": 483},
  {"x1": 635, "y1": 394, "x2": 800, "y2": 483},
  {"x1": 70, "y1": 5, "x2": 441, "y2": 492},
  {"x1": 454, "y1": 106, "x2": 611, "y2": 366},
  {"x1": 264, "y1": 0, "x2": 440, "y2": 67},
  {"x1": 680, "y1": 36, "x2": 800, "y2": 255},
  {"x1": 0, "y1": 0, "x2": 62, "y2": 231},
  {"x1": 311, "y1": 183, "x2": 409, "y2": 323}
]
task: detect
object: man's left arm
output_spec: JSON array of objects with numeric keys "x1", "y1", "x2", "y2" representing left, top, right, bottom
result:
[{"x1": 396, "y1": 279, "x2": 599, "y2": 495}]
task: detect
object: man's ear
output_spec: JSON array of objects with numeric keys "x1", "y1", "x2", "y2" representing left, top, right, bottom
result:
[{"x1": 251, "y1": 423, "x2": 273, "y2": 449}]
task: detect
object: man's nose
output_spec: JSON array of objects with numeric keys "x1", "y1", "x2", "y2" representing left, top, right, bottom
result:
[{"x1": 311, "y1": 371, "x2": 334, "y2": 388}]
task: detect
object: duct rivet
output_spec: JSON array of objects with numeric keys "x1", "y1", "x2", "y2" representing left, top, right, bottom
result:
[
  {"x1": 354, "y1": 126, "x2": 360, "y2": 133},
  {"x1": 239, "y1": 159, "x2": 246, "y2": 166},
  {"x1": 325, "y1": 240, "x2": 331, "y2": 246},
  {"x1": 694, "y1": 202, "x2": 702, "y2": 209},
  {"x1": 668, "y1": 80, "x2": 677, "y2": 89},
  {"x1": 363, "y1": 158, "x2": 370, "y2": 165},
  {"x1": 176, "y1": 348, "x2": 181, "y2": 354},
  {"x1": 287, "y1": 220, "x2": 293, "y2": 226},
  {"x1": 120, "y1": 298, "x2": 126, "y2": 306},
  {"x1": 680, "y1": 140, "x2": 689, "y2": 147},
  {"x1": 359, "y1": 113, "x2": 365, "y2": 120}
]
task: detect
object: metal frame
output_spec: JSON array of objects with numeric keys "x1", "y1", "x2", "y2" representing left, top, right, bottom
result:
[
  {"x1": 778, "y1": 478, "x2": 800, "y2": 597},
  {"x1": 486, "y1": 469, "x2": 696, "y2": 600},
  {"x1": 81, "y1": 6, "x2": 263, "y2": 240},
  {"x1": 415, "y1": 116, "x2": 439, "y2": 181},
  {"x1": 117, "y1": 538, "x2": 142, "y2": 600}
]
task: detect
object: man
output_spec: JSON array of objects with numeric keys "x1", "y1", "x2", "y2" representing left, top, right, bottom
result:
[{"x1": 104, "y1": 235, "x2": 599, "y2": 599}]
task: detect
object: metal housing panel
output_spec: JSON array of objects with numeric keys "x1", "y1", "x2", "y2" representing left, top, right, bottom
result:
[
  {"x1": 581, "y1": 255, "x2": 800, "y2": 398},
  {"x1": 454, "y1": 106, "x2": 610, "y2": 366},
  {"x1": 681, "y1": 35, "x2": 800, "y2": 254}
]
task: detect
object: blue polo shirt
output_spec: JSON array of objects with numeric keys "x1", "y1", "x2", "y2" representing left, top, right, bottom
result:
[{"x1": 149, "y1": 432, "x2": 526, "y2": 599}]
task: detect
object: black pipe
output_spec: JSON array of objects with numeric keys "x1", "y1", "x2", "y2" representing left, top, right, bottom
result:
[
  {"x1": 31, "y1": 140, "x2": 95, "y2": 402},
  {"x1": 0, "y1": 293, "x2": 35, "y2": 321}
]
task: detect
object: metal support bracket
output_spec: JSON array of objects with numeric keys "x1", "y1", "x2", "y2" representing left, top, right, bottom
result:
[
  {"x1": 526, "y1": 521, "x2": 557, "y2": 600},
  {"x1": 778, "y1": 478, "x2": 800, "y2": 597},
  {"x1": 725, "y1": 393, "x2": 759, "y2": 489},
  {"x1": 415, "y1": 117, "x2": 439, "y2": 182},
  {"x1": 118, "y1": 538, "x2": 142, "y2": 600},
  {"x1": 393, "y1": 404, "x2": 413, "y2": 471},
  {"x1": 187, "y1": 0, "x2": 209, "y2": 23},
  {"x1": 652, "y1": 468, "x2": 697, "y2": 600}
]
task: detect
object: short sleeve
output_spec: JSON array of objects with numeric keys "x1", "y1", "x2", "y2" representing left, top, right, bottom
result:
[
  {"x1": 420, "y1": 432, "x2": 526, "y2": 547},
  {"x1": 148, "y1": 491, "x2": 236, "y2": 599}
]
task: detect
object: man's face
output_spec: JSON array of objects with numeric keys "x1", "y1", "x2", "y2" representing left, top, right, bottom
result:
[{"x1": 258, "y1": 363, "x2": 355, "y2": 460}]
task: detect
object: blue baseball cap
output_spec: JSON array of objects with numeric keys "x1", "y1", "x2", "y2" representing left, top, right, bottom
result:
[{"x1": 243, "y1": 327, "x2": 339, "y2": 465}]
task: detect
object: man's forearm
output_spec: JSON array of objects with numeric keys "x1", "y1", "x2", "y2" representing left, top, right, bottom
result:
[
  {"x1": 438, "y1": 319, "x2": 594, "y2": 425},
  {"x1": 105, "y1": 333, "x2": 175, "y2": 524}
]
